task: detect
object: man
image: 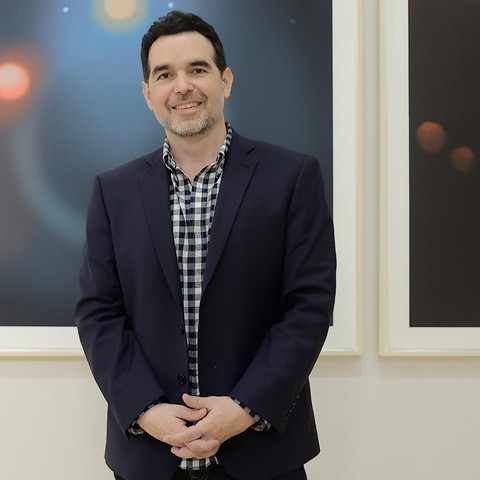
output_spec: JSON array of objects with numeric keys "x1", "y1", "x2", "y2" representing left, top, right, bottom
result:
[{"x1": 75, "y1": 10, "x2": 336, "y2": 480}]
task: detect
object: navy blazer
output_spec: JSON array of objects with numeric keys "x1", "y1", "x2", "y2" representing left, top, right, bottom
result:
[{"x1": 75, "y1": 132, "x2": 336, "y2": 480}]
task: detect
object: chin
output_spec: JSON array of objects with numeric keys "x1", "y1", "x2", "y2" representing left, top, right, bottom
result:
[{"x1": 169, "y1": 121, "x2": 213, "y2": 138}]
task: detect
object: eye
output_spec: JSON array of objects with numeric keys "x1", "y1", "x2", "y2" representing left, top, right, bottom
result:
[
  {"x1": 191, "y1": 68, "x2": 207, "y2": 75},
  {"x1": 156, "y1": 72, "x2": 171, "y2": 81}
]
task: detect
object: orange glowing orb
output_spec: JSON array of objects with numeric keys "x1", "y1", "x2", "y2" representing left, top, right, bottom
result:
[
  {"x1": 451, "y1": 146, "x2": 476, "y2": 173},
  {"x1": 415, "y1": 121, "x2": 446, "y2": 154},
  {"x1": 104, "y1": 0, "x2": 137, "y2": 20},
  {"x1": 0, "y1": 62, "x2": 30, "y2": 101}
]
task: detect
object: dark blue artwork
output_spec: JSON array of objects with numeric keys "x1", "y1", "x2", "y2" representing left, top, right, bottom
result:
[{"x1": 0, "y1": 0, "x2": 332, "y2": 326}]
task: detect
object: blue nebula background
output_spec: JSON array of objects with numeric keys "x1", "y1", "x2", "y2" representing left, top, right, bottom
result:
[{"x1": 0, "y1": 0, "x2": 332, "y2": 326}]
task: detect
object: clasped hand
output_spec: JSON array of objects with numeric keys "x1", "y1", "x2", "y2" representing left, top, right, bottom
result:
[{"x1": 137, "y1": 393, "x2": 255, "y2": 459}]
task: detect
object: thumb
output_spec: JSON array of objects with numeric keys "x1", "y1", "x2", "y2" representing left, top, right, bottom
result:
[
  {"x1": 188, "y1": 406, "x2": 208, "y2": 422},
  {"x1": 183, "y1": 393, "x2": 208, "y2": 410}
]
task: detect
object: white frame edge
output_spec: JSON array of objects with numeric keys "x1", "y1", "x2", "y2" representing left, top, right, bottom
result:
[
  {"x1": 0, "y1": 326, "x2": 84, "y2": 357},
  {"x1": 323, "y1": 0, "x2": 363, "y2": 355}
]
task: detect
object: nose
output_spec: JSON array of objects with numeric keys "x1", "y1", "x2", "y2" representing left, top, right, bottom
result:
[{"x1": 173, "y1": 72, "x2": 193, "y2": 95}]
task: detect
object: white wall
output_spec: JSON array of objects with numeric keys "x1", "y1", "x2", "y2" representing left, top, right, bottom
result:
[
  {"x1": 1, "y1": 2, "x2": 480, "y2": 479},
  {"x1": 0, "y1": 359, "x2": 111, "y2": 479}
]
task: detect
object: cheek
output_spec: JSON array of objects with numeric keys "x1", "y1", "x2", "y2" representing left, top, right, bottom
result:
[
  {"x1": 148, "y1": 86, "x2": 166, "y2": 102},
  {"x1": 151, "y1": 94, "x2": 170, "y2": 113}
]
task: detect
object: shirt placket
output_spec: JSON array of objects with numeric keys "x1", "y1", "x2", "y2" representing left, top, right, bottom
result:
[
  {"x1": 183, "y1": 176, "x2": 208, "y2": 471},
  {"x1": 187, "y1": 180, "x2": 203, "y2": 398},
  {"x1": 164, "y1": 134, "x2": 229, "y2": 471}
]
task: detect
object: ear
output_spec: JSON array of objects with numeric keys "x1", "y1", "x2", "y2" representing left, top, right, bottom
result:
[
  {"x1": 222, "y1": 67, "x2": 234, "y2": 100},
  {"x1": 142, "y1": 80, "x2": 154, "y2": 111}
]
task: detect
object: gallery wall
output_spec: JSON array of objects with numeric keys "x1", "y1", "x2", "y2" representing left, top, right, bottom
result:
[{"x1": 1, "y1": 1, "x2": 479, "y2": 479}]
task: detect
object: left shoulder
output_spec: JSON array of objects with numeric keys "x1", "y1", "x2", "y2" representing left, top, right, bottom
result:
[{"x1": 231, "y1": 131, "x2": 318, "y2": 169}]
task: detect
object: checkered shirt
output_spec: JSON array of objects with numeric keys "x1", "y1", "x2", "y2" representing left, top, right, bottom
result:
[
  {"x1": 163, "y1": 128, "x2": 230, "y2": 470},
  {"x1": 163, "y1": 126, "x2": 269, "y2": 471}
]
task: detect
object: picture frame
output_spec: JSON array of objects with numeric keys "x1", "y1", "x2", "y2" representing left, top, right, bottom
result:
[
  {"x1": 322, "y1": 0, "x2": 362, "y2": 355},
  {"x1": 0, "y1": 327, "x2": 82, "y2": 357},
  {"x1": 379, "y1": 0, "x2": 480, "y2": 356},
  {"x1": 0, "y1": 0, "x2": 362, "y2": 356}
]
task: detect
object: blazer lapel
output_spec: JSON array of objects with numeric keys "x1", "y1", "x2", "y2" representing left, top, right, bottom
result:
[
  {"x1": 139, "y1": 154, "x2": 182, "y2": 309},
  {"x1": 203, "y1": 135, "x2": 258, "y2": 293}
]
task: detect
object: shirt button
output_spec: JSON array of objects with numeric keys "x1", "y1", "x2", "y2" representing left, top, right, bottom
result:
[
  {"x1": 177, "y1": 375, "x2": 187, "y2": 385},
  {"x1": 194, "y1": 274, "x2": 201, "y2": 283},
  {"x1": 194, "y1": 225, "x2": 201, "y2": 233}
]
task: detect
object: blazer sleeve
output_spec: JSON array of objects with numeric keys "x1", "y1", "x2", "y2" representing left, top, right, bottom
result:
[
  {"x1": 229, "y1": 155, "x2": 336, "y2": 433},
  {"x1": 75, "y1": 176, "x2": 165, "y2": 435}
]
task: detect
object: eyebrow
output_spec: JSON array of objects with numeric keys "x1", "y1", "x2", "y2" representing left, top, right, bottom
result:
[{"x1": 150, "y1": 60, "x2": 214, "y2": 77}]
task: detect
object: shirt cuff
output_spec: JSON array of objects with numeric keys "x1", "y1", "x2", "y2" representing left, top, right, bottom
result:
[
  {"x1": 232, "y1": 398, "x2": 271, "y2": 431},
  {"x1": 127, "y1": 398, "x2": 163, "y2": 436}
]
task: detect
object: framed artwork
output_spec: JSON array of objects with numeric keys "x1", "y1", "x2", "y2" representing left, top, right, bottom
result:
[
  {"x1": 0, "y1": 0, "x2": 361, "y2": 356},
  {"x1": 379, "y1": 0, "x2": 480, "y2": 355}
]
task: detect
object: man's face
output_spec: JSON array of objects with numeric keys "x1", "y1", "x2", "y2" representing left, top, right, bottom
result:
[{"x1": 142, "y1": 31, "x2": 233, "y2": 139}]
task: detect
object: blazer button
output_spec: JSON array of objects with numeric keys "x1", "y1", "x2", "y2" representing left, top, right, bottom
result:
[
  {"x1": 177, "y1": 374, "x2": 187, "y2": 385},
  {"x1": 178, "y1": 324, "x2": 185, "y2": 335}
]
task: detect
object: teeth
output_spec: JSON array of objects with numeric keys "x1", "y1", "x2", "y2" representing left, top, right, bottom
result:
[{"x1": 175, "y1": 102, "x2": 198, "y2": 110}]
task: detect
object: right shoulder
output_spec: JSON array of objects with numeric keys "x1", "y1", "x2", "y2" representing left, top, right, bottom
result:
[{"x1": 98, "y1": 147, "x2": 164, "y2": 183}]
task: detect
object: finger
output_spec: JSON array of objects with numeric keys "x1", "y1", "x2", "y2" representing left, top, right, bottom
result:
[
  {"x1": 171, "y1": 444, "x2": 219, "y2": 459},
  {"x1": 170, "y1": 446, "x2": 196, "y2": 459},
  {"x1": 185, "y1": 438, "x2": 220, "y2": 453},
  {"x1": 161, "y1": 425, "x2": 188, "y2": 447},
  {"x1": 182, "y1": 393, "x2": 208, "y2": 410},
  {"x1": 164, "y1": 424, "x2": 204, "y2": 445},
  {"x1": 187, "y1": 406, "x2": 208, "y2": 422},
  {"x1": 171, "y1": 405, "x2": 206, "y2": 424}
]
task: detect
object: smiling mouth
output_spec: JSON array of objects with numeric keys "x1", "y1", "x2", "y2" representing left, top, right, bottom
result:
[{"x1": 173, "y1": 102, "x2": 201, "y2": 110}]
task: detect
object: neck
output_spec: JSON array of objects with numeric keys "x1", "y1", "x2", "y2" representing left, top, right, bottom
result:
[{"x1": 166, "y1": 122, "x2": 227, "y2": 181}]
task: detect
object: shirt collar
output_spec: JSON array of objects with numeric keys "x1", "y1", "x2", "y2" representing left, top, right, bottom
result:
[{"x1": 162, "y1": 124, "x2": 233, "y2": 177}]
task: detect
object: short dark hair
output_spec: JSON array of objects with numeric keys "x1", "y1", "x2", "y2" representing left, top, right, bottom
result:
[{"x1": 140, "y1": 10, "x2": 227, "y2": 82}]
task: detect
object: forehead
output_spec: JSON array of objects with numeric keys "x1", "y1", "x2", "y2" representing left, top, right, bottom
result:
[{"x1": 148, "y1": 31, "x2": 216, "y2": 66}]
